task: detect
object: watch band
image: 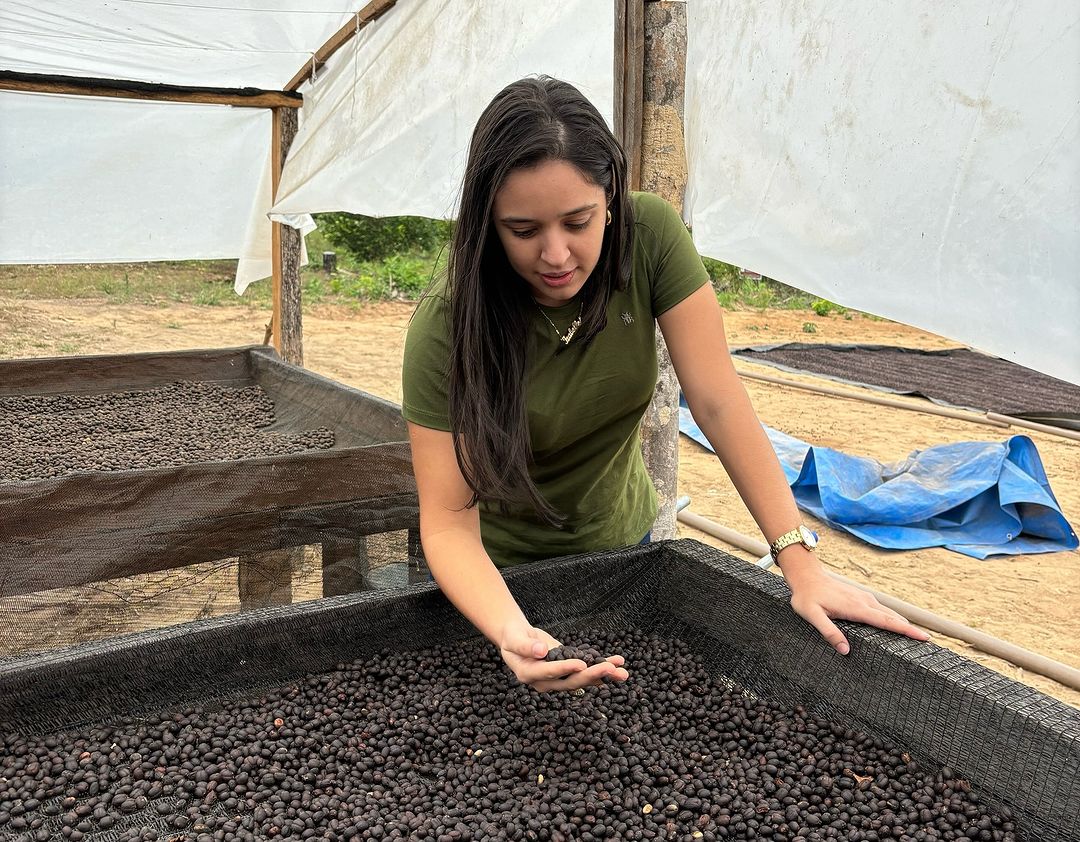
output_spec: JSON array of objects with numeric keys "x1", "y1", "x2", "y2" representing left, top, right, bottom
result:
[{"x1": 769, "y1": 526, "x2": 817, "y2": 561}]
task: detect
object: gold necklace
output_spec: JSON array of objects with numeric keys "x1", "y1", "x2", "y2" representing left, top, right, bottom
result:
[{"x1": 537, "y1": 302, "x2": 583, "y2": 345}]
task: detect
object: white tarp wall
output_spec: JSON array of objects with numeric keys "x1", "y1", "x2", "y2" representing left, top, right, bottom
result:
[
  {"x1": 0, "y1": 1, "x2": 358, "y2": 90},
  {"x1": 685, "y1": 2, "x2": 1080, "y2": 386},
  {"x1": 0, "y1": 0, "x2": 360, "y2": 268},
  {"x1": 0, "y1": 93, "x2": 270, "y2": 264},
  {"x1": 269, "y1": 0, "x2": 614, "y2": 225}
]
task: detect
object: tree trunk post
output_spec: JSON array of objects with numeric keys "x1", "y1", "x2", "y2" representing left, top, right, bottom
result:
[
  {"x1": 238, "y1": 107, "x2": 304, "y2": 608},
  {"x1": 639, "y1": 0, "x2": 689, "y2": 540},
  {"x1": 271, "y1": 106, "x2": 303, "y2": 367}
]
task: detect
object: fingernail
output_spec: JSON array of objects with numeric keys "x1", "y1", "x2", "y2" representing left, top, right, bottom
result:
[{"x1": 837, "y1": 642, "x2": 850, "y2": 655}]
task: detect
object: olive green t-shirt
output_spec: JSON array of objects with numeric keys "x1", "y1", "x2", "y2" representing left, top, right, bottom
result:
[{"x1": 401, "y1": 191, "x2": 710, "y2": 566}]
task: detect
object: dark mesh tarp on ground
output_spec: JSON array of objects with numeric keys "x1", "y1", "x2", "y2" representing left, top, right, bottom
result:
[
  {"x1": 1, "y1": 540, "x2": 1076, "y2": 841},
  {"x1": 731, "y1": 344, "x2": 1080, "y2": 429},
  {"x1": 0, "y1": 346, "x2": 422, "y2": 656}
]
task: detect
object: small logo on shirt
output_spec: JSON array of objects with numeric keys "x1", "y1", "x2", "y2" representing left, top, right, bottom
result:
[{"x1": 620, "y1": 312, "x2": 634, "y2": 325}]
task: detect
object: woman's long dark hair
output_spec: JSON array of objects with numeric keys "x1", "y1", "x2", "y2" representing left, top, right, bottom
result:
[{"x1": 447, "y1": 76, "x2": 634, "y2": 525}]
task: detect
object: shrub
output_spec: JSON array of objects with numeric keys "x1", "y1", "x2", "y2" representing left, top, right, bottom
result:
[
  {"x1": 315, "y1": 213, "x2": 452, "y2": 263},
  {"x1": 810, "y1": 298, "x2": 846, "y2": 317},
  {"x1": 702, "y1": 256, "x2": 741, "y2": 288}
]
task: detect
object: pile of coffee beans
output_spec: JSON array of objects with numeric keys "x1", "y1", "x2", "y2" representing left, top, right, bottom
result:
[
  {"x1": 0, "y1": 381, "x2": 335, "y2": 483},
  {"x1": 0, "y1": 629, "x2": 1022, "y2": 841},
  {"x1": 543, "y1": 645, "x2": 607, "y2": 667}
]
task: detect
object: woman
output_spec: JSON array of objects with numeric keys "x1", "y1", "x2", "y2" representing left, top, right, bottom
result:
[{"x1": 402, "y1": 76, "x2": 927, "y2": 693}]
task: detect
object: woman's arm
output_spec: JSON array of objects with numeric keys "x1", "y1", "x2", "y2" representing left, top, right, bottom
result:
[
  {"x1": 407, "y1": 421, "x2": 627, "y2": 688},
  {"x1": 657, "y1": 285, "x2": 929, "y2": 653}
]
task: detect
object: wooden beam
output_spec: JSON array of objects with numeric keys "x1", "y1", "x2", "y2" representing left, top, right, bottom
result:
[
  {"x1": 285, "y1": 0, "x2": 399, "y2": 92},
  {"x1": 270, "y1": 107, "x2": 304, "y2": 366},
  {"x1": 0, "y1": 70, "x2": 301, "y2": 109},
  {"x1": 614, "y1": 0, "x2": 645, "y2": 190}
]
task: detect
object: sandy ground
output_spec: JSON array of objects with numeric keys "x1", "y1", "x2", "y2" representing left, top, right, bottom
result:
[{"x1": 1, "y1": 296, "x2": 1077, "y2": 708}]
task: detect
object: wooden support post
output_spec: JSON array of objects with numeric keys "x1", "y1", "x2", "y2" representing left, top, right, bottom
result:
[
  {"x1": 614, "y1": 0, "x2": 646, "y2": 190},
  {"x1": 639, "y1": 0, "x2": 688, "y2": 540},
  {"x1": 322, "y1": 535, "x2": 372, "y2": 596},
  {"x1": 237, "y1": 547, "x2": 299, "y2": 609},
  {"x1": 271, "y1": 107, "x2": 304, "y2": 367},
  {"x1": 239, "y1": 109, "x2": 304, "y2": 607},
  {"x1": 407, "y1": 527, "x2": 429, "y2": 584}
]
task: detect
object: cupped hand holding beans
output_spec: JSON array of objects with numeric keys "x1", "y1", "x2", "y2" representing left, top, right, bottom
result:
[{"x1": 498, "y1": 625, "x2": 629, "y2": 692}]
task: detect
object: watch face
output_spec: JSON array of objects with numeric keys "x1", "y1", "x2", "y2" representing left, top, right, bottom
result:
[{"x1": 800, "y1": 525, "x2": 819, "y2": 548}]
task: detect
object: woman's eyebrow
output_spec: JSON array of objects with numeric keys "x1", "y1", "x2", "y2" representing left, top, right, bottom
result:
[{"x1": 499, "y1": 203, "x2": 598, "y2": 224}]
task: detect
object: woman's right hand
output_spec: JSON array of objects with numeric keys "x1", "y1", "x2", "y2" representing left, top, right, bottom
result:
[{"x1": 499, "y1": 623, "x2": 629, "y2": 692}]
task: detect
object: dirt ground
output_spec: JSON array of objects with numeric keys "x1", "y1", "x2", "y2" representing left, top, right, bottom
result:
[{"x1": 2, "y1": 296, "x2": 1077, "y2": 708}]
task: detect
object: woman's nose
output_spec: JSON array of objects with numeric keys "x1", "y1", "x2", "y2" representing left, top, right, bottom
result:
[{"x1": 539, "y1": 234, "x2": 570, "y2": 268}]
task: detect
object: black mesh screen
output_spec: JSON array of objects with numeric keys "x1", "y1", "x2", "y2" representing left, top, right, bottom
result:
[
  {"x1": 0, "y1": 346, "x2": 421, "y2": 660},
  {"x1": 1, "y1": 541, "x2": 1077, "y2": 840},
  {"x1": 1, "y1": 347, "x2": 1077, "y2": 841}
]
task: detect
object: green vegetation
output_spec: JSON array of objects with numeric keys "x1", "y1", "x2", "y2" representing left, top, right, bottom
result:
[
  {"x1": 0, "y1": 217, "x2": 863, "y2": 318},
  {"x1": 702, "y1": 257, "x2": 818, "y2": 311},
  {"x1": 0, "y1": 261, "x2": 246, "y2": 307},
  {"x1": 810, "y1": 298, "x2": 847, "y2": 317},
  {"x1": 0, "y1": 249, "x2": 446, "y2": 310},
  {"x1": 315, "y1": 213, "x2": 452, "y2": 263}
]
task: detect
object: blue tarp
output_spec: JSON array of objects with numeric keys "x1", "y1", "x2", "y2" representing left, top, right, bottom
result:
[{"x1": 678, "y1": 400, "x2": 1078, "y2": 558}]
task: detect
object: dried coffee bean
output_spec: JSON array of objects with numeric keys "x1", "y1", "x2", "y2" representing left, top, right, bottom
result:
[
  {"x1": 0, "y1": 628, "x2": 1024, "y2": 840},
  {"x1": 544, "y1": 644, "x2": 608, "y2": 666},
  {"x1": 0, "y1": 380, "x2": 335, "y2": 484}
]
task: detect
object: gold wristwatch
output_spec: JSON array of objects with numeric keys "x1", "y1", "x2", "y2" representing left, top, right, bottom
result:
[{"x1": 769, "y1": 525, "x2": 819, "y2": 561}]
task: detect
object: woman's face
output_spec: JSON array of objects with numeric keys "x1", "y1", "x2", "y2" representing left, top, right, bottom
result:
[{"x1": 492, "y1": 159, "x2": 608, "y2": 308}]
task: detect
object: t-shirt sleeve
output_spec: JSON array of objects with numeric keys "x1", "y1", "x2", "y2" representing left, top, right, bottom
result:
[
  {"x1": 401, "y1": 291, "x2": 453, "y2": 432},
  {"x1": 635, "y1": 191, "x2": 711, "y2": 317}
]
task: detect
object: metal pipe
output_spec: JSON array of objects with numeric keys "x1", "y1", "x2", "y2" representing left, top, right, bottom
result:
[{"x1": 676, "y1": 509, "x2": 1080, "y2": 693}]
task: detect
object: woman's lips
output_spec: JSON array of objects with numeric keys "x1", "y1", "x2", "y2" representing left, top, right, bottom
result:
[{"x1": 540, "y1": 269, "x2": 576, "y2": 288}]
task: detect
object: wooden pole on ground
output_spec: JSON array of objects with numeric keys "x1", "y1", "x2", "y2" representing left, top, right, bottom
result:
[
  {"x1": 737, "y1": 368, "x2": 1012, "y2": 428},
  {"x1": 677, "y1": 508, "x2": 1080, "y2": 693},
  {"x1": 638, "y1": 0, "x2": 688, "y2": 540}
]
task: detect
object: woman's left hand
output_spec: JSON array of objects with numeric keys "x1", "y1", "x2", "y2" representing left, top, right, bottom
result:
[{"x1": 787, "y1": 568, "x2": 930, "y2": 655}]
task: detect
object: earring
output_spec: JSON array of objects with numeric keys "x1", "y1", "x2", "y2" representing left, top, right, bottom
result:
[{"x1": 606, "y1": 209, "x2": 613, "y2": 226}]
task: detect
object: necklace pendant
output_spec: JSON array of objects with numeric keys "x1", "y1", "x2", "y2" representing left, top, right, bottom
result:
[{"x1": 537, "y1": 300, "x2": 584, "y2": 345}]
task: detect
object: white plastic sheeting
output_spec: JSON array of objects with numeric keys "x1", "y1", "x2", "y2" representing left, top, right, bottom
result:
[
  {"x1": 685, "y1": 2, "x2": 1080, "y2": 386},
  {"x1": 270, "y1": 0, "x2": 614, "y2": 222},
  {"x1": 0, "y1": 0, "x2": 357, "y2": 270},
  {"x1": 0, "y1": 92, "x2": 271, "y2": 264},
  {"x1": 0, "y1": 0, "x2": 359, "y2": 89},
  {"x1": 233, "y1": 143, "x2": 315, "y2": 294}
]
